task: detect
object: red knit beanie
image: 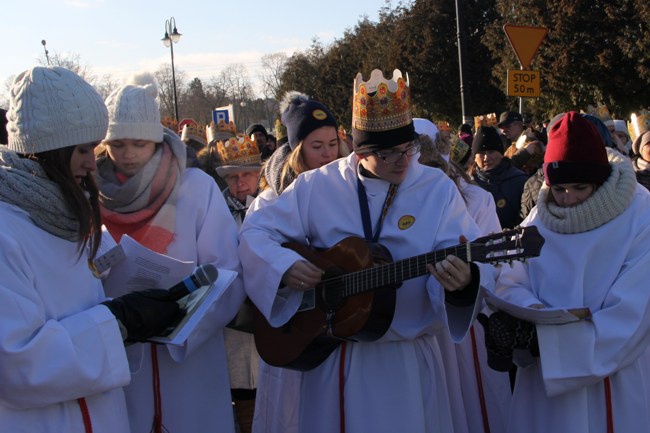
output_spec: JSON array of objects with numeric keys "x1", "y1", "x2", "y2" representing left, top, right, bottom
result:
[{"x1": 543, "y1": 111, "x2": 611, "y2": 186}]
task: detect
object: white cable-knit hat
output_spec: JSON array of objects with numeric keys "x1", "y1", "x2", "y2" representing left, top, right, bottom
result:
[
  {"x1": 104, "y1": 72, "x2": 163, "y2": 143},
  {"x1": 6, "y1": 66, "x2": 108, "y2": 154}
]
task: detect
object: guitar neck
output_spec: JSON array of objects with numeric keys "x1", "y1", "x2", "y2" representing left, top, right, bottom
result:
[{"x1": 334, "y1": 243, "x2": 473, "y2": 299}]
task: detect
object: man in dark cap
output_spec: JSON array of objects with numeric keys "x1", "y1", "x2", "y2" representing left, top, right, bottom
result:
[
  {"x1": 246, "y1": 123, "x2": 274, "y2": 160},
  {"x1": 470, "y1": 126, "x2": 528, "y2": 229},
  {"x1": 499, "y1": 111, "x2": 545, "y2": 175}
]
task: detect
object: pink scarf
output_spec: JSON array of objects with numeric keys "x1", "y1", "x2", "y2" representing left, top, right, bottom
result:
[{"x1": 97, "y1": 133, "x2": 186, "y2": 253}]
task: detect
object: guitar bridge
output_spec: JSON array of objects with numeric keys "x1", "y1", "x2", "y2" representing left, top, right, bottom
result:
[{"x1": 325, "y1": 310, "x2": 358, "y2": 342}]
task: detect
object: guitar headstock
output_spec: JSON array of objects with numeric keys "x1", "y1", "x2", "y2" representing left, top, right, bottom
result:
[{"x1": 470, "y1": 225, "x2": 545, "y2": 265}]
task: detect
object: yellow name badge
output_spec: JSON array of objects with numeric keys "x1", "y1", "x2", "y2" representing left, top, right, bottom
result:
[{"x1": 398, "y1": 215, "x2": 415, "y2": 230}]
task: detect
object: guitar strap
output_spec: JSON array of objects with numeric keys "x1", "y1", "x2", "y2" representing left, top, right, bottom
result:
[{"x1": 357, "y1": 178, "x2": 398, "y2": 242}]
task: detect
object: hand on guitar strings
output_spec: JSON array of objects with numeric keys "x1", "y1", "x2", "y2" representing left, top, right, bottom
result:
[
  {"x1": 282, "y1": 259, "x2": 324, "y2": 291},
  {"x1": 427, "y1": 255, "x2": 472, "y2": 292}
]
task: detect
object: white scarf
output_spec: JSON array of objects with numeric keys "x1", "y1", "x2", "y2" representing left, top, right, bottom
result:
[{"x1": 536, "y1": 149, "x2": 636, "y2": 234}]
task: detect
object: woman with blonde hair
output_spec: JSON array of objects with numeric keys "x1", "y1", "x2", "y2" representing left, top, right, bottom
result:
[{"x1": 250, "y1": 92, "x2": 347, "y2": 433}]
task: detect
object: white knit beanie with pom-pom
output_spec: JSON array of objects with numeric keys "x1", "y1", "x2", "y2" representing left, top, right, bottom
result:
[
  {"x1": 7, "y1": 66, "x2": 108, "y2": 154},
  {"x1": 104, "y1": 72, "x2": 163, "y2": 143}
]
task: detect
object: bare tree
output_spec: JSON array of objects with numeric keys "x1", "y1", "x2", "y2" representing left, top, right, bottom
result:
[
  {"x1": 218, "y1": 64, "x2": 254, "y2": 129},
  {"x1": 38, "y1": 52, "x2": 95, "y2": 84},
  {"x1": 259, "y1": 52, "x2": 288, "y2": 100},
  {"x1": 155, "y1": 64, "x2": 187, "y2": 120},
  {"x1": 94, "y1": 73, "x2": 121, "y2": 100}
]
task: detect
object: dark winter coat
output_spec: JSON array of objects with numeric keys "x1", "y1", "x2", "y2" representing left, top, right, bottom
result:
[
  {"x1": 472, "y1": 157, "x2": 528, "y2": 229},
  {"x1": 520, "y1": 168, "x2": 545, "y2": 220}
]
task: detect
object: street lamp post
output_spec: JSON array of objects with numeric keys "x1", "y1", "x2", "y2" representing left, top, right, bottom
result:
[
  {"x1": 41, "y1": 40, "x2": 50, "y2": 66},
  {"x1": 161, "y1": 17, "x2": 182, "y2": 123}
]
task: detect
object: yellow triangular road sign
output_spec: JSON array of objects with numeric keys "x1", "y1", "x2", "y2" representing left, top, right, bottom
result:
[{"x1": 503, "y1": 24, "x2": 548, "y2": 69}]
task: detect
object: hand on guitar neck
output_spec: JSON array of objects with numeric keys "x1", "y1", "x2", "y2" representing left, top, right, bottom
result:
[
  {"x1": 427, "y1": 235, "x2": 472, "y2": 292},
  {"x1": 282, "y1": 259, "x2": 324, "y2": 291}
]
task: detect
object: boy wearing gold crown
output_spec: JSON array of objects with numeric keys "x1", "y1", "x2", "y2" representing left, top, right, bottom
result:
[{"x1": 239, "y1": 69, "x2": 494, "y2": 433}]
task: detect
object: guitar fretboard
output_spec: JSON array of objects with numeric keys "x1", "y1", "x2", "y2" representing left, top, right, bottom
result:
[{"x1": 321, "y1": 243, "x2": 474, "y2": 298}]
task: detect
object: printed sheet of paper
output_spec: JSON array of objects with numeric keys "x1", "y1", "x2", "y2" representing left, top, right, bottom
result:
[
  {"x1": 99, "y1": 234, "x2": 195, "y2": 297},
  {"x1": 482, "y1": 287, "x2": 591, "y2": 325},
  {"x1": 149, "y1": 269, "x2": 238, "y2": 346}
]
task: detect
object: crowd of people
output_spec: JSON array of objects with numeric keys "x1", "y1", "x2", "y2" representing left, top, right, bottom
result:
[{"x1": 1, "y1": 64, "x2": 650, "y2": 433}]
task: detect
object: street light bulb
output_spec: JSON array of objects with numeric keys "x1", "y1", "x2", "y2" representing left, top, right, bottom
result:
[
  {"x1": 171, "y1": 27, "x2": 182, "y2": 44},
  {"x1": 161, "y1": 32, "x2": 171, "y2": 48}
]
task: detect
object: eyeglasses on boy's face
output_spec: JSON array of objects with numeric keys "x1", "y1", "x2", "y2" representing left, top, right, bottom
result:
[{"x1": 372, "y1": 143, "x2": 420, "y2": 164}]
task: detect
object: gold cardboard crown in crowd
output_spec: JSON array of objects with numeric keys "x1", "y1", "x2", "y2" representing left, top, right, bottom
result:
[
  {"x1": 207, "y1": 120, "x2": 237, "y2": 143},
  {"x1": 474, "y1": 113, "x2": 497, "y2": 132},
  {"x1": 161, "y1": 116, "x2": 178, "y2": 132},
  {"x1": 180, "y1": 120, "x2": 207, "y2": 145},
  {"x1": 216, "y1": 135, "x2": 261, "y2": 167},
  {"x1": 450, "y1": 135, "x2": 470, "y2": 165},
  {"x1": 274, "y1": 118, "x2": 287, "y2": 140},
  {"x1": 630, "y1": 109, "x2": 650, "y2": 142},
  {"x1": 352, "y1": 69, "x2": 412, "y2": 132},
  {"x1": 583, "y1": 103, "x2": 612, "y2": 123}
]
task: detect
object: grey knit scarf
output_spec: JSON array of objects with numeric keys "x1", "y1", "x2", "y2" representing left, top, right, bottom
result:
[
  {"x1": 263, "y1": 143, "x2": 294, "y2": 195},
  {"x1": 0, "y1": 146, "x2": 79, "y2": 240},
  {"x1": 536, "y1": 149, "x2": 636, "y2": 234}
]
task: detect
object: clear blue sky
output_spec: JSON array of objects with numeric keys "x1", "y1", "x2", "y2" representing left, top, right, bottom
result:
[{"x1": 1, "y1": 0, "x2": 385, "y2": 106}]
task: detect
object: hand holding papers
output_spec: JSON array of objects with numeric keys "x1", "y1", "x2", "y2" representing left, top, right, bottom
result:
[
  {"x1": 481, "y1": 287, "x2": 591, "y2": 325},
  {"x1": 94, "y1": 233, "x2": 237, "y2": 345}
]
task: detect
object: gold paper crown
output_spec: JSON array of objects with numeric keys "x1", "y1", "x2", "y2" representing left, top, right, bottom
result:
[
  {"x1": 274, "y1": 118, "x2": 287, "y2": 140},
  {"x1": 436, "y1": 121, "x2": 451, "y2": 132},
  {"x1": 338, "y1": 125, "x2": 347, "y2": 142},
  {"x1": 630, "y1": 109, "x2": 650, "y2": 142},
  {"x1": 449, "y1": 134, "x2": 470, "y2": 164},
  {"x1": 161, "y1": 116, "x2": 178, "y2": 132},
  {"x1": 583, "y1": 103, "x2": 612, "y2": 123},
  {"x1": 207, "y1": 120, "x2": 237, "y2": 143},
  {"x1": 352, "y1": 69, "x2": 412, "y2": 132},
  {"x1": 474, "y1": 113, "x2": 497, "y2": 131},
  {"x1": 181, "y1": 121, "x2": 207, "y2": 145},
  {"x1": 215, "y1": 135, "x2": 261, "y2": 167}
]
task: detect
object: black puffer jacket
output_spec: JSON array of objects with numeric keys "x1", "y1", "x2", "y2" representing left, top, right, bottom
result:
[
  {"x1": 473, "y1": 158, "x2": 528, "y2": 229},
  {"x1": 519, "y1": 168, "x2": 545, "y2": 220}
]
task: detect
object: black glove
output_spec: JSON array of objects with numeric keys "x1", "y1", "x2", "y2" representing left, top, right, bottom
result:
[
  {"x1": 477, "y1": 311, "x2": 539, "y2": 372},
  {"x1": 103, "y1": 289, "x2": 185, "y2": 343}
]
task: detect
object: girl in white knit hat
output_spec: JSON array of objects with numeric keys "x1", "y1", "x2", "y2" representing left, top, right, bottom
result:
[
  {"x1": 95, "y1": 72, "x2": 244, "y2": 433},
  {"x1": 0, "y1": 66, "x2": 182, "y2": 433}
]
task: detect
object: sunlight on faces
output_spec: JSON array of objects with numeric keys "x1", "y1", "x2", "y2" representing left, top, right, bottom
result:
[
  {"x1": 70, "y1": 142, "x2": 99, "y2": 184},
  {"x1": 500, "y1": 121, "x2": 524, "y2": 141},
  {"x1": 550, "y1": 183, "x2": 596, "y2": 207},
  {"x1": 474, "y1": 149, "x2": 503, "y2": 171},
  {"x1": 105, "y1": 139, "x2": 157, "y2": 177},
  {"x1": 641, "y1": 141, "x2": 650, "y2": 162},
  {"x1": 358, "y1": 141, "x2": 419, "y2": 185},
  {"x1": 225, "y1": 170, "x2": 259, "y2": 202},
  {"x1": 252, "y1": 131, "x2": 267, "y2": 148},
  {"x1": 301, "y1": 126, "x2": 339, "y2": 170}
]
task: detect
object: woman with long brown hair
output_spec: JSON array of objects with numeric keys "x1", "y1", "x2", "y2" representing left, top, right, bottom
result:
[{"x1": 0, "y1": 66, "x2": 180, "y2": 433}]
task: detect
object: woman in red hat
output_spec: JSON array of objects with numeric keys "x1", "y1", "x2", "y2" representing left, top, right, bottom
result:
[{"x1": 481, "y1": 111, "x2": 650, "y2": 433}]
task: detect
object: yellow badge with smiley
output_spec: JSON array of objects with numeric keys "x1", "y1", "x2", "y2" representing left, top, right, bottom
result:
[
  {"x1": 312, "y1": 109, "x2": 327, "y2": 120},
  {"x1": 398, "y1": 215, "x2": 415, "y2": 230}
]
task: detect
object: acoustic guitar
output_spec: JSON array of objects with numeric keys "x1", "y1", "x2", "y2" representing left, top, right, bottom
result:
[{"x1": 253, "y1": 225, "x2": 544, "y2": 371}]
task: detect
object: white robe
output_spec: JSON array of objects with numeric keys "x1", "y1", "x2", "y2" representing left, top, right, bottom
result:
[
  {"x1": 104, "y1": 168, "x2": 245, "y2": 433},
  {"x1": 0, "y1": 201, "x2": 131, "y2": 433},
  {"x1": 435, "y1": 181, "x2": 511, "y2": 433},
  {"x1": 496, "y1": 184, "x2": 650, "y2": 433},
  {"x1": 240, "y1": 155, "x2": 490, "y2": 433}
]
